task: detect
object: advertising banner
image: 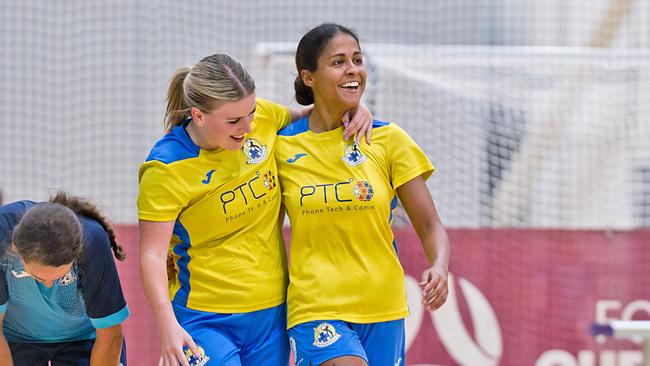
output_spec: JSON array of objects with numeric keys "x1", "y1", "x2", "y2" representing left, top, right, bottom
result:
[{"x1": 114, "y1": 226, "x2": 650, "y2": 366}]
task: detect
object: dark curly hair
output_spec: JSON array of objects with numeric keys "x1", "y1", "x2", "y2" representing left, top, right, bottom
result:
[{"x1": 12, "y1": 192, "x2": 125, "y2": 266}]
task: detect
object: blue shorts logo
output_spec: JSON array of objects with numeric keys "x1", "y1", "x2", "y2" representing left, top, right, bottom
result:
[
  {"x1": 313, "y1": 322, "x2": 341, "y2": 347},
  {"x1": 184, "y1": 346, "x2": 209, "y2": 366}
]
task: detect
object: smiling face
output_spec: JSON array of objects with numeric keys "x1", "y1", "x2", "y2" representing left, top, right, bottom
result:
[
  {"x1": 190, "y1": 92, "x2": 257, "y2": 151},
  {"x1": 21, "y1": 259, "x2": 73, "y2": 288},
  {"x1": 301, "y1": 32, "x2": 366, "y2": 112}
]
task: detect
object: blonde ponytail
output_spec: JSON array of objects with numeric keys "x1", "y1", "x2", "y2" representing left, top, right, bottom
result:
[
  {"x1": 164, "y1": 65, "x2": 192, "y2": 132},
  {"x1": 162, "y1": 54, "x2": 255, "y2": 132}
]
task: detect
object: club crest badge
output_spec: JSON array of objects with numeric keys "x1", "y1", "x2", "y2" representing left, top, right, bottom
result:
[
  {"x1": 342, "y1": 142, "x2": 366, "y2": 167},
  {"x1": 58, "y1": 271, "x2": 77, "y2": 286},
  {"x1": 313, "y1": 322, "x2": 341, "y2": 348},
  {"x1": 242, "y1": 138, "x2": 267, "y2": 164},
  {"x1": 184, "y1": 346, "x2": 209, "y2": 366}
]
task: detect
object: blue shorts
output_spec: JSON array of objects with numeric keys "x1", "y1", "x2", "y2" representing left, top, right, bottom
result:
[
  {"x1": 288, "y1": 319, "x2": 405, "y2": 366},
  {"x1": 173, "y1": 302, "x2": 289, "y2": 366},
  {"x1": 8, "y1": 338, "x2": 127, "y2": 366}
]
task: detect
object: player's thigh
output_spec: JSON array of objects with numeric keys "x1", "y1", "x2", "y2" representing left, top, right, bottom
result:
[
  {"x1": 240, "y1": 327, "x2": 289, "y2": 366},
  {"x1": 240, "y1": 304, "x2": 289, "y2": 366},
  {"x1": 8, "y1": 341, "x2": 50, "y2": 366},
  {"x1": 175, "y1": 322, "x2": 241, "y2": 366},
  {"x1": 352, "y1": 319, "x2": 405, "y2": 366},
  {"x1": 174, "y1": 305, "x2": 242, "y2": 366},
  {"x1": 288, "y1": 320, "x2": 367, "y2": 366}
]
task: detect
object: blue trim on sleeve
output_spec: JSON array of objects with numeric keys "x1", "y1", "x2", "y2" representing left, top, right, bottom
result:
[
  {"x1": 145, "y1": 121, "x2": 200, "y2": 164},
  {"x1": 172, "y1": 220, "x2": 192, "y2": 306},
  {"x1": 388, "y1": 195, "x2": 398, "y2": 224},
  {"x1": 0, "y1": 302, "x2": 7, "y2": 313},
  {"x1": 278, "y1": 117, "x2": 309, "y2": 136},
  {"x1": 372, "y1": 120, "x2": 390, "y2": 128},
  {"x1": 89, "y1": 305, "x2": 130, "y2": 329},
  {"x1": 278, "y1": 118, "x2": 389, "y2": 136},
  {"x1": 389, "y1": 196, "x2": 399, "y2": 256}
]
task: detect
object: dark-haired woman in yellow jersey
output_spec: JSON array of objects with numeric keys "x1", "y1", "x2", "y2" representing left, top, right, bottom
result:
[
  {"x1": 137, "y1": 53, "x2": 372, "y2": 366},
  {"x1": 276, "y1": 24, "x2": 451, "y2": 366}
]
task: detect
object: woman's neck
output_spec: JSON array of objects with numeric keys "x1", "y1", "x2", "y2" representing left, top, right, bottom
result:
[
  {"x1": 308, "y1": 105, "x2": 347, "y2": 133},
  {"x1": 185, "y1": 121, "x2": 205, "y2": 148},
  {"x1": 185, "y1": 120, "x2": 220, "y2": 151}
]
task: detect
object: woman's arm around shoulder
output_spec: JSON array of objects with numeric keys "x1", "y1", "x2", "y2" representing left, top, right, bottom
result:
[{"x1": 288, "y1": 102, "x2": 374, "y2": 143}]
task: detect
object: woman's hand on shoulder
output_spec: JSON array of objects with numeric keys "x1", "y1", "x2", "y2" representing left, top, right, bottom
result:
[{"x1": 342, "y1": 101, "x2": 372, "y2": 144}]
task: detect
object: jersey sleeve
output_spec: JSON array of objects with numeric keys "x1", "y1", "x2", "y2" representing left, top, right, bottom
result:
[
  {"x1": 387, "y1": 123, "x2": 435, "y2": 189},
  {"x1": 138, "y1": 161, "x2": 189, "y2": 222},
  {"x1": 256, "y1": 98, "x2": 292, "y2": 131},
  {"x1": 79, "y1": 220, "x2": 129, "y2": 329},
  {"x1": 0, "y1": 201, "x2": 32, "y2": 313},
  {"x1": 0, "y1": 268, "x2": 6, "y2": 313},
  {"x1": 0, "y1": 201, "x2": 32, "y2": 246}
]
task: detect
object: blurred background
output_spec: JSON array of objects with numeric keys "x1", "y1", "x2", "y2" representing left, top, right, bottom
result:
[
  {"x1": 1, "y1": 1, "x2": 649, "y2": 365},
  {"x1": 2, "y1": 0, "x2": 648, "y2": 228}
]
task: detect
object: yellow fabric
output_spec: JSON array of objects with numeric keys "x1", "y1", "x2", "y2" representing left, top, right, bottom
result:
[
  {"x1": 276, "y1": 120, "x2": 434, "y2": 328},
  {"x1": 137, "y1": 98, "x2": 291, "y2": 313}
]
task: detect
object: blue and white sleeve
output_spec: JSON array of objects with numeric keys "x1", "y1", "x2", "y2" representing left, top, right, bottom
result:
[{"x1": 79, "y1": 219, "x2": 130, "y2": 329}]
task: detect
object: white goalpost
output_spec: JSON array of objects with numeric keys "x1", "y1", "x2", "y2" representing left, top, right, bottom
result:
[{"x1": 251, "y1": 42, "x2": 650, "y2": 229}]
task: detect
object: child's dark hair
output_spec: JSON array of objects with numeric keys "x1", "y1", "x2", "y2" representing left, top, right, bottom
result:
[
  {"x1": 294, "y1": 23, "x2": 360, "y2": 105},
  {"x1": 11, "y1": 192, "x2": 125, "y2": 266}
]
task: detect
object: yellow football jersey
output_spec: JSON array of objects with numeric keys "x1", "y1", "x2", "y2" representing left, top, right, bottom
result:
[
  {"x1": 138, "y1": 98, "x2": 291, "y2": 313},
  {"x1": 276, "y1": 119, "x2": 434, "y2": 328}
]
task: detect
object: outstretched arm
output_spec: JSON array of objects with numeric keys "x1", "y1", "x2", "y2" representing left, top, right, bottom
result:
[
  {"x1": 139, "y1": 220, "x2": 199, "y2": 366},
  {"x1": 289, "y1": 105, "x2": 313, "y2": 122},
  {"x1": 397, "y1": 176, "x2": 450, "y2": 311}
]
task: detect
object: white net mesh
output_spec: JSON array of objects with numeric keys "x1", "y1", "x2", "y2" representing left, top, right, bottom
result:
[
  {"x1": 253, "y1": 44, "x2": 650, "y2": 229},
  {"x1": 1, "y1": 0, "x2": 649, "y2": 227}
]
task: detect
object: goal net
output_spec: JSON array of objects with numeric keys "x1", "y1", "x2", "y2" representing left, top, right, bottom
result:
[
  {"x1": 1, "y1": 1, "x2": 649, "y2": 228},
  {"x1": 252, "y1": 43, "x2": 650, "y2": 229}
]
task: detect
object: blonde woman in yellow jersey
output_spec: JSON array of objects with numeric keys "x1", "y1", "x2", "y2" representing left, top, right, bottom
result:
[
  {"x1": 276, "y1": 24, "x2": 451, "y2": 366},
  {"x1": 138, "y1": 54, "x2": 371, "y2": 366}
]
